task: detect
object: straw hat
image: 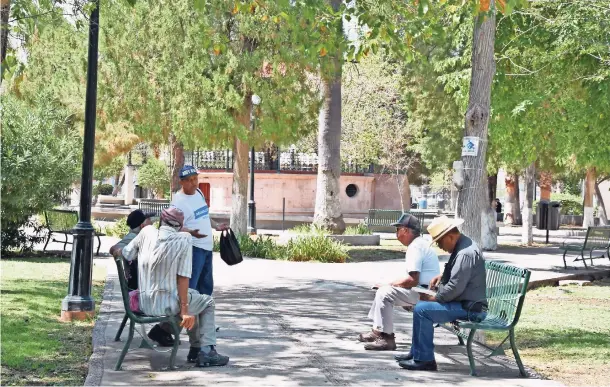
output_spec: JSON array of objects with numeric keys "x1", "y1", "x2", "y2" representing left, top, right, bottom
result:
[{"x1": 427, "y1": 215, "x2": 464, "y2": 244}]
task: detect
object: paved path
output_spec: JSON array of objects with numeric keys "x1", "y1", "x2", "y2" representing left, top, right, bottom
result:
[{"x1": 86, "y1": 253, "x2": 571, "y2": 386}]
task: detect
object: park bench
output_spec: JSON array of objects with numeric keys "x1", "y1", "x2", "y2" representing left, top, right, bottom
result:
[
  {"x1": 43, "y1": 209, "x2": 105, "y2": 255},
  {"x1": 364, "y1": 209, "x2": 405, "y2": 232},
  {"x1": 441, "y1": 261, "x2": 531, "y2": 377},
  {"x1": 113, "y1": 256, "x2": 181, "y2": 371},
  {"x1": 560, "y1": 226, "x2": 610, "y2": 269},
  {"x1": 138, "y1": 199, "x2": 170, "y2": 217}
]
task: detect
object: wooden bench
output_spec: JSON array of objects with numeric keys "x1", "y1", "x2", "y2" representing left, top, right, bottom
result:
[
  {"x1": 43, "y1": 209, "x2": 105, "y2": 255},
  {"x1": 113, "y1": 256, "x2": 181, "y2": 371},
  {"x1": 442, "y1": 261, "x2": 531, "y2": 377},
  {"x1": 560, "y1": 226, "x2": 610, "y2": 269},
  {"x1": 138, "y1": 200, "x2": 170, "y2": 217}
]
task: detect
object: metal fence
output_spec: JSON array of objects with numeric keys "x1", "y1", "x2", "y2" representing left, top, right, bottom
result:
[{"x1": 183, "y1": 148, "x2": 374, "y2": 174}]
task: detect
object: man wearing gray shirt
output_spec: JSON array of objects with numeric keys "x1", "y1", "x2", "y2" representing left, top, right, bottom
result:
[{"x1": 397, "y1": 216, "x2": 487, "y2": 372}]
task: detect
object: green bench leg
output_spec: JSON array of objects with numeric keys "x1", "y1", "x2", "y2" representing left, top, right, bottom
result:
[
  {"x1": 457, "y1": 335, "x2": 465, "y2": 346},
  {"x1": 466, "y1": 329, "x2": 477, "y2": 376},
  {"x1": 169, "y1": 320, "x2": 181, "y2": 369},
  {"x1": 114, "y1": 314, "x2": 128, "y2": 342},
  {"x1": 115, "y1": 320, "x2": 135, "y2": 371},
  {"x1": 509, "y1": 328, "x2": 527, "y2": 377}
]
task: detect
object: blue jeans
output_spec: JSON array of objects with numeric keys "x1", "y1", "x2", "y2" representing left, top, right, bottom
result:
[
  {"x1": 190, "y1": 247, "x2": 214, "y2": 296},
  {"x1": 411, "y1": 301, "x2": 482, "y2": 362}
]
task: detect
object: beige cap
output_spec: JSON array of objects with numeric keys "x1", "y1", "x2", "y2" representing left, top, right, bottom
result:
[{"x1": 427, "y1": 215, "x2": 464, "y2": 245}]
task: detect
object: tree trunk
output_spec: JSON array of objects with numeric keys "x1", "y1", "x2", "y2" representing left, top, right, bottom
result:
[
  {"x1": 488, "y1": 173, "x2": 497, "y2": 205},
  {"x1": 112, "y1": 170, "x2": 125, "y2": 196},
  {"x1": 539, "y1": 171, "x2": 552, "y2": 201},
  {"x1": 504, "y1": 174, "x2": 522, "y2": 225},
  {"x1": 583, "y1": 167, "x2": 596, "y2": 227},
  {"x1": 394, "y1": 172, "x2": 411, "y2": 213},
  {"x1": 313, "y1": 0, "x2": 345, "y2": 234},
  {"x1": 230, "y1": 136, "x2": 249, "y2": 236},
  {"x1": 595, "y1": 177, "x2": 609, "y2": 226},
  {"x1": 0, "y1": 0, "x2": 10, "y2": 84},
  {"x1": 522, "y1": 162, "x2": 535, "y2": 245},
  {"x1": 169, "y1": 133, "x2": 184, "y2": 194},
  {"x1": 456, "y1": 4, "x2": 496, "y2": 246}
]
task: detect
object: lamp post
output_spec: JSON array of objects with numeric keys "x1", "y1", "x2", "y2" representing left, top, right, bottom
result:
[
  {"x1": 248, "y1": 94, "x2": 261, "y2": 234},
  {"x1": 61, "y1": 0, "x2": 99, "y2": 322}
]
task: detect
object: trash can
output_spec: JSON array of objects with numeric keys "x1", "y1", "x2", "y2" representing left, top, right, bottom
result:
[
  {"x1": 537, "y1": 200, "x2": 561, "y2": 230},
  {"x1": 418, "y1": 198, "x2": 428, "y2": 210}
]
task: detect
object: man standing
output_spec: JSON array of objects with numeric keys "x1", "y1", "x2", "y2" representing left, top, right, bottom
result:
[
  {"x1": 171, "y1": 165, "x2": 227, "y2": 296},
  {"x1": 110, "y1": 210, "x2": 174, "y2": 347},
  {"x1": 397, "y1": 215, "x2": 487, "y2": 371},
  {"x1": 111, "y1": 207, "x2": 230, "y2": 367},
  {"x1": 358, "y1": 214, "x2": 440, "y2": 351}
]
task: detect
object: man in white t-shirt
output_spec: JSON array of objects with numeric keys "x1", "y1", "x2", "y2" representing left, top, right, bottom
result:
[
  {"x1": 171, "y1": 165, "x2": 227, "y2": 296},
  {"x1": 358, "y1": 214, "x2": 440, "y2": 351}
]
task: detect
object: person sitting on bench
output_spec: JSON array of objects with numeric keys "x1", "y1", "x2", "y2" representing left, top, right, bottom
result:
[
  {"x1": 111, "y1": 207, "x2": 229, "y2": 367},
  {"x1": 396, "y1": 215, "x2": 486, "y2": 371},
  {"x1": 358, "y1": 214, "x2": 440, "y2": 351}
]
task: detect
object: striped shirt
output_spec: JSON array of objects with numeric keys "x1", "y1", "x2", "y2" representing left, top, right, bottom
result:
[{"x1": 122, "y1": 225, "x2": 192, "y2": 316}]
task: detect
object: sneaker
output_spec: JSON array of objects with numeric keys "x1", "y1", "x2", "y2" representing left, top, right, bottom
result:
[
  {"x1": 187, "y1": 347, "x2": 201, "y2": 363},
  {"x1": 364, "y1": 333, "x2": 397, "y2": 351},
  {"x1": 196, "y1": 347, "x2": 230, "y2": 367},
  {"x1": 358, "y1": 329, "x2": 381, "y2": 343},
  {"x1": 147, "y1": 324, "x2": 175, "y2": 347}
]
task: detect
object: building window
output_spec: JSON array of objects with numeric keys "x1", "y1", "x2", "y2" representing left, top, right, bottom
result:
[{"x1": 345, "y1": 184, "x2": 358, "y2": 198}]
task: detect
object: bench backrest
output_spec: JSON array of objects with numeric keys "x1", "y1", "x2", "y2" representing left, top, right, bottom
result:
[
  {"x1": 366, "y1": 209, "x2": 404, "y2": 226},
  {"x1": 113, "y1": 257, "x2": 141, "y2": 321},
  {"x1": 485, "y1": 261, "x2": 531, "y2": 328},
  {"x1": 139, "y1": 200, "x2": 170, "y2": 217},
  {"x1": 44, "y1": 209, "x2": 78, "y2": 232},
  {"x1": 584, "y1": 226, "x2": 610, "y2": 249}
]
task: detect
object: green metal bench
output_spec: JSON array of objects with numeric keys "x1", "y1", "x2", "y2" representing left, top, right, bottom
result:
[
  {"x1": 364, "y1": 209, "x2": 432, "y2": 233},
  {"x1": 138, "y1": 200, "x2": 170, "y2": 217},
  {"x1": 560, "y1": 226, "x2": 610, "y2": 269},
  {"x1": 43, "y1": 209, "x2": 105, "y2": 255},
  {"x1": 113, "y1": 256, "x2": 181, "y2": 371},
  {"x1": 442, "y1": 261, "x2": 531, "y2": 377}
]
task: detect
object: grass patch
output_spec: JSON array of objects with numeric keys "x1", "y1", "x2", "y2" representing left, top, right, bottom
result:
[
  {"x1": 486, "y1": 278, "x2": 610, "y2": 386},
  {"x1": 1, "y1": 257, "x2": 106, "y2": 385}
]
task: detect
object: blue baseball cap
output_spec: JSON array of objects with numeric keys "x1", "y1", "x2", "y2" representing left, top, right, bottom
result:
[{"x1": 179, "y1": 165, "x2": 198, "y2": 180}]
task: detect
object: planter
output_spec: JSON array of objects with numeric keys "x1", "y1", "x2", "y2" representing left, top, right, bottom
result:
[
  {"x1": 98, "y1": 195, "x2": 125, "y2": 205},
  {"x1": 326, "y1": 234, "x2": 380, "y2": 246}
]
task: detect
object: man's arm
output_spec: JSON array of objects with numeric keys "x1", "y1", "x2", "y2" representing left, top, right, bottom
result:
[
  {"x1": 177, "y1": 275, "x2": 195, "y2": 330},
  {"x1": 435, "y1": 254, "x2": 474, "y2": 303},
  {"x1": 210, "y1": 219, "x2": 228, "y2": 231},
  {"x1": 390, "y1": 272, "x2": 420, "y2": 289},
  {"x1": 110, "y1": 232, "x2": 140, "y2": 261}
]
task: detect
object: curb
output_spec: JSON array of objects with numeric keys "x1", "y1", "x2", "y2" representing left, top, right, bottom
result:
[
  {"x1": 85, "y1": 265, "x2": 118, "y2": 386},
  {"x1": 527, "y1": 269, "x2": 610, "y2": 291}
]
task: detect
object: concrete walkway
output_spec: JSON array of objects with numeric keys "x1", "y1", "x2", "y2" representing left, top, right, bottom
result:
[{"x1": 83, "y1": 250, "x2": 588, "y2": 386}]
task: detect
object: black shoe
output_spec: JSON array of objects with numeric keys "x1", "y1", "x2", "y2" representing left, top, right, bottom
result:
[
  {"x1": 196, "y1": 347, "x2": 230, "y2": 367},
  {"x1": 187, "y1": 347, "x2": 201, "y2": 363},
  {"x1": 148, "y1": 324, "x2": 175, "y2": 347},
  {"x1": 394, "y1": 352, "x2": 413, "y2": 362},
  {"x1": 398, "y1": 359, "x2": 438, "y2": 371}
]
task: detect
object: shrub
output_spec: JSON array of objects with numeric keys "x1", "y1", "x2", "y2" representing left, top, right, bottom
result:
[
  {"x1": 534, "y1": 193, "x2": 583, "y2": 216},
  {"x1": 285, "y1": 235, "x2": 347, "y2": 263},
  {"x1": 93, "y1": 183, "x2": 114, "y2": 196},
  {"x1": 1, "y1": 94, "x2": 81, "y2": 253},
  {"x1": 106, "y1": 217, "x2": 131, "y2": 238},
  {"x1": 237, "y1": 234, "x2": 284, "y2": 259},
  {"x1": 138, "y1": 158, "x2": 170, "y2": 198},
  {"x1": 344, "y1": 222, "x2": 372, "y2": 235},
  {"x1": 289, "y1": 223, "x2": 328, "y2": 235}
]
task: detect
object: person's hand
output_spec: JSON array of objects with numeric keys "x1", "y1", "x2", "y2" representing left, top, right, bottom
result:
[
  {"x1": 371, "y1": 284, "x2": 381, "y2": 290},
  {"x1": 180, "y1": 314, "x2": 196, "y2": 330},
  {"x1": 429, "y1": 275, "x2": 441, "y2": 290},
  {"x1": 186, "y1": 229, "x2": 207, "y2": 239},
  {"x1": 215, "y1": 223, "x2": 229, "y2": 232},
  {"x1": 419, "y1": 293, "x2": 436, "y2": 302}
]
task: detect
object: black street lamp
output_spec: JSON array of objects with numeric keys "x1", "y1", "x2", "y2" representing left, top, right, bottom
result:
[
  {"x1": 248, "y1": 94, "x2": 261, "y2": 235},
  {"x1": 61, "y1": 0, "x2": 100, "y2": 321}
]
